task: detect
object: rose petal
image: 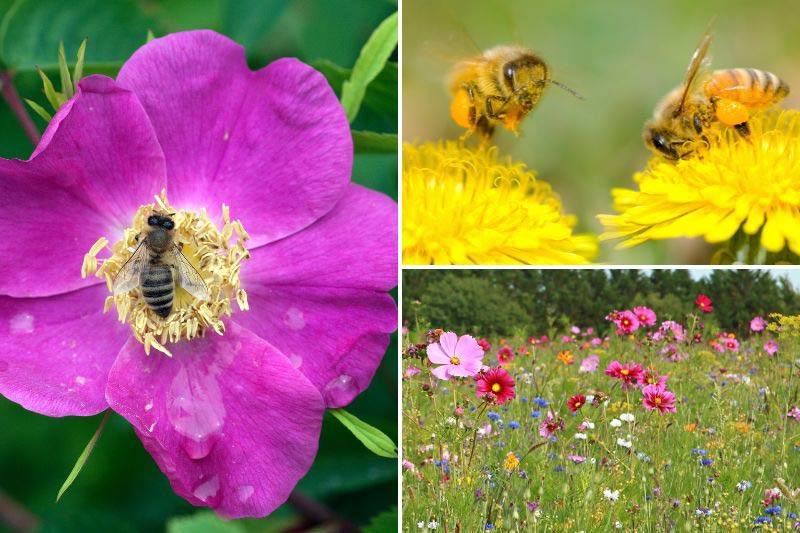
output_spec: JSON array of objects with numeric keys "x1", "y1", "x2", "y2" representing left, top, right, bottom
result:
[
  {"x1": 243, "y1": 184, "x2": 397, "y2": 291},
  {"x1": 234, "y1": 184, "x2": 396, "y2": 407},
  {"x1": 0, "y1": 75, "x2": 166, "y2": 297},
  {"x1": 116, "y1": 30, "x2": 352, "y2": 247},
  {"x1": 105, "y1": 322, "x2": 324, "y2": 518},
  {"x1": 0, "y1": 284, "x2": 127, "y2": 416},
  {"x1": 231, "y1": 285, "x2": 396, "y2": 408}
]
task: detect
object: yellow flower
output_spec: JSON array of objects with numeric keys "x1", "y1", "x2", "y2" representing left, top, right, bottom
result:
[
  {"x1": 557, "y1": 350, "x2": 574, "y2": 365},
  {"x1": 503, "y1": 452, "x2": 520, "y2": 471},
  {"x1": 599, "y1": 110, "x2": 800, "y2": 261},
  {"x1": 403, "y1": 141, "x2": 598, "y2": 264}
]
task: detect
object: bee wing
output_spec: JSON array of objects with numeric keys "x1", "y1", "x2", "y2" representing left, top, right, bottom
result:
[
  {"x1": 673, "y1": 29, "x2": 714, "y2": 117},
  {"x1": 112, "y1": 241, "x2": 148, "y2": 295},
  {"x1": 172, "y1": 245, "x2": 210, "y2": 301}
]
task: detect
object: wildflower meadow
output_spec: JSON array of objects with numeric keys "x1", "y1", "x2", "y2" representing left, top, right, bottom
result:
[{"x1": 402, "y1": 270, "x2": 800, "y2": 531}]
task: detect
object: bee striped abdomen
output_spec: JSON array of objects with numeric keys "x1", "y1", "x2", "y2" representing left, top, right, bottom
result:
[
  {"x1": 141, "y1": 264, "x2": 174, "y2": 318},
  {"x1": 705, "y1": 68, "x2": 790, "y2": 107}
]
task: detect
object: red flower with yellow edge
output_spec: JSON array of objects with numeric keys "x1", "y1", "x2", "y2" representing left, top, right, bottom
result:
[
  {"x1": 475, "y1": 367, "x2": 516, "y2": 405},
  {"x1": 567, "y1": 394, "x2": 586, "y2": 413}
]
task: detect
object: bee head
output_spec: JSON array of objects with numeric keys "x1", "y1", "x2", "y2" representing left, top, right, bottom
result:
[
  {"x1": 644, "y1": 128, "x2": 685, "y2": 160},
  {"x1": 148, "y1": 213, "x2": 175, "y2": 230}
]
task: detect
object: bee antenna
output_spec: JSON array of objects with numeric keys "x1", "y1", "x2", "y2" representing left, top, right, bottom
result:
[{"x1": 548, "y1": 79, "x2": 584, "y2": 100}]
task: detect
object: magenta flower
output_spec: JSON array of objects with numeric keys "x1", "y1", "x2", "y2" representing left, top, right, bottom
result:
[
  {"x1": 633, "y1": 306, "x2": 657, "y2": 327},
  {"x1": 604, "y1": 360, "x2": 644, "y2": 388},
  {"x1": 0, "y1": 31, "x2": 396, "y2": 518},
  {"x1": 427, "y1": 331, "x2": 484, "y2": 379},
  {"x1": 538, "y1": 410, "x2": 564, "y2": 438},
  {"x1": 567, "y1": 454, "x2": 586, "y2": 463},
  {"x1": 642, "y1": 383, "x2": 676, "y2": 415},
  {"x1": 750, "y1": 316, "x2": 767, "y2": 332},
  {"x1": 788, "y1": 406, "x2": 800, "y2": 421},
  {"x1": 723, "y1": 337, "x2": 740, "y2": 351},
  {"x1": 764, "y1": 340, "x2": 779, "y2": 356},
  {"x1": 614, "y1": 310, "x2": 640, "y2": 334}
]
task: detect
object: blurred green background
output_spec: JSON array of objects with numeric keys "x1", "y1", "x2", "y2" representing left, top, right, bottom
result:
[
  {"x1": 403, "y1": 0, "x2": 800, "y2": 264},
  {"x1": 0, "y1": 1, "x2": 397, "y2": 531}
]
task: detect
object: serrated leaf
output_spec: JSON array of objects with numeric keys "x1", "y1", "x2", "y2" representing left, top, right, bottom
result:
[
  {"x1": 36, "y1": 66, "x2": 63, "y2": 110},
  {"x1": 328, "y1": 409, "x2": 397, "y2": 458},
  {"x1": 340, "y1": 11, "x2": 397, "y2": 122},
  {"x1": 352, "y1": 130, "x2": 397, "y2": 154},
  {"x1": 166, "y1": 511, "x2": 244, "y2": 533},
  {"x1": 363, "y1": 507, "x2": 398, "y2": 533},
  {"x1": 25, "y1": 98, "x2": 52, "y2": 122},
  {"x1": 73, "y1": 38, "x2": 87, "y2": 83},
  {"x1": 56, "y1": 410, "x2": 110, "y2": 502},
  {"x1": 57, "y1": 41, "x2": 73, "y2": 98}
]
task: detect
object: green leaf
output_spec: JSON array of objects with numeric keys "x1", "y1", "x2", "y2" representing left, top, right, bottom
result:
[
  {"x1": 36, "y1": 66, "x2": 62, "y2": 110},
  {"x1": 0, "y1": 0, "x2": 154, "y2": 72},
  {"x1": 364, "y1": 507, "x2": 398, "y2": 533},
  {"x1": 56, "y1": 410, "x2": 110, "y2": 502},
  {"x1": 340, "y1": 11, "x2": 397, "y2": 123},
  {"x1": 57, "y1": 41, "x2": 73, "y2": 98},
  {"x1": 353, "y1": 130, "x2": 397, "y2": 154},
  {"x1": 145, "y1": 29, "x2": 155, "y2": 43},
  {"x1": 166, "y1": 511, "x2": 244, "y2": 533},
  {"x1": 25, "y1": 98, "x2": 52, "y2": 122},
  {"x1": 328, "y1": 409, "x2": 397, "y2": 458},
  {"x1": 72, "y1": 37, "x2": 87, "y2": 84}
]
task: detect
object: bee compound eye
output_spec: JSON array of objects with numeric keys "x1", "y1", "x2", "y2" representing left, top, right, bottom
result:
[
  {"x1": 163, "y1": 220, "x2": 174, "y2": 230},
  {"x1": 504, "y1": 64, "x2": 515, "y2": 85},
  {"x1": 147, "y1": 216, "x2": 159, "y2": 226}
]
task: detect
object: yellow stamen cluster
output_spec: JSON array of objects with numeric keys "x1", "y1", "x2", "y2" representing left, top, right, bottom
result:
[
  {"x1": 402, "y1": 141, "x2": 598, "y2": 264},
  {"x1": 599, "y1": 109, "x2": 800, "y2": 259},
  {"x1": 82, "y1": 190, "x2": 250, "y2": 356}
]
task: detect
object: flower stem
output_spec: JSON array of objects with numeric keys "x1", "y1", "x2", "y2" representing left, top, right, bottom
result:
[{"x1": 0, "y1": 71, "x2": 41, "y2": 146}]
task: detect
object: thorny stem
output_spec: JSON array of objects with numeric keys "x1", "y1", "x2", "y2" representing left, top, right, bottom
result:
[
  {"x1": 0, "y1": 71, "x2": 40, "y2": 146},
  {"x1": 0, "y1": 488, "x2": 39, "y2": 532}
]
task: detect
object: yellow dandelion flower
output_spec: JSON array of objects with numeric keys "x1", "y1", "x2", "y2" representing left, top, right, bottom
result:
[
  {"x1": 403, "y1": 141, "x2": 598, "y2": 264},
  {"x1": 503, "y1": 452, "x2": 521, "y2": 471},
  {"x1": 599, "y1": 110, "x2": 800, "y2": 262}
]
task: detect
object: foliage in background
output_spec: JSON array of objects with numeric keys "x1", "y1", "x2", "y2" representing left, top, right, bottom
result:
[
  {"x1": 0, "y1": 1, "x2": 397, "y2": 531},
  {"x1": 403, "y1": 270, "x2": 800, "y2": 338}
]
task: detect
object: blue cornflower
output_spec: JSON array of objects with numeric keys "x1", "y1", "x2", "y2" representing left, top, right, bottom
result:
[
  {"x1": 699, "y1": 459, "x2": 713, "y2": 466},
  {"x1": 485, "y1": 525, "x2": 495, "y2": 530},
  {"x1": 547, "y1": 453, "x2": 558, "y2": 459},
  {"x1": 520, "y1": 397, "x2": 529, "y2": 403},
  {"x1": 789, "y1": 512, "x2": 797, "y2": 519},
  {"x1": 533, "y1": 397, "x2": 549, "y2": 408},
  {"x1": 736, "y1": 480, "x2": 751, "y2": 491},
  {"x1": 531, "y1": 410, "x2": 542, "y2": 418},
  {"x1": 488, "y1": 412, "x2": 501, "y2": 420},
  {"x1": 691, "y1": 448, "x2": 707, "y2": 456},
  {"x1": 507, "y1": 421, "x2": 521, "y2": 429},
  {"x1": 553, "y1": 466, "x2": 565, "y2": 472},
  {"x1": 765, "y1": 506, "x2": 781, "y2": 516},
  {"x1": 754, "y1": 516, "x2": 771, "y2": 524},
  {"x1": 469, "y1": 406, "x2": 477, "y2": 411}
]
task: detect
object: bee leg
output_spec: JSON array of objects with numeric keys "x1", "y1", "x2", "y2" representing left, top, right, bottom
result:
[
  {"x1": 459, "y1": 82, "x2": 480, "y2": 139},
  {"x1": 693, "y1": 114, "x2": 705, "y2": 135},
  {"x1": 485, "y1": 95, "x2": 509, "y2": 120},
  {"x1": 734, "y1": 122, "x2": 751, "y2": 139},
  {"x1": 475, "y1": 116, "x2": 495, "y2": 143}
]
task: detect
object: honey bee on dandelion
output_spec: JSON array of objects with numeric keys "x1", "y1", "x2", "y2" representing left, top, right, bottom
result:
[{"x1": 644, "y1": 28, "x2": 790, "y2": 160}]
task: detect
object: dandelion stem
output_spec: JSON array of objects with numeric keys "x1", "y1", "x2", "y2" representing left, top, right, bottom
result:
[{"x1": 0, "y1": 71, "x2": 41, "y2": 146}]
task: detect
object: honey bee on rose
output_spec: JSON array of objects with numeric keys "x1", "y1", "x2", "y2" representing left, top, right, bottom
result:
[
  {"x1": 644, "y1": 29, "x2": 790, "y2": 160},
  {"x1": 113, "y1": 213, "x2": 209, "y2": 318},
  {"x1": 448, "y1": 44, "x2": 582, "y2": 142}
]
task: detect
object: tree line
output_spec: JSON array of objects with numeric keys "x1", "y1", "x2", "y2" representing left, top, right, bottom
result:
[{"x1": 402, "y1": 269, "x2": 800, "y2": 338}]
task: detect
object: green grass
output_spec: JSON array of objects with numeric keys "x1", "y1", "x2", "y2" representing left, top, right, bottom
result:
[{"x1": 402, "y1": 314, "x2": 800, "y2": 531}]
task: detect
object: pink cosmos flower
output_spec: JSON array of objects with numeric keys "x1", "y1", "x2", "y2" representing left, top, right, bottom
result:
[
  {"x1": 633, "y1": 306, "x2": 657, "y2": 327},
  {"x1": 405, "y1": 365, "x2": 422, "y2": 378},
  {"x1": 723, "y1": 337, "x2": 740, "y2": 351},
  {"x1": 642, "y1": 383, "x2": 676, "y2": 415},
  {"x1": 477, "y1": 338, "x2": 491, "y2": 352},
  {"x1": 0, "y1": 31, "x2": 396, "y2": 518},
  {"x1": 605, "y1": 361, "x2": 644, "y2": 388},
  {"x1": 615, "y1": 310, "x2": 640, "y2": 334},
  {"x1": 579, "y1": 354, "x2": 600, "y2": 373},
  {"x1": 538, "y1": 410, "x2": 564, "y2": 438},
  {"x1": 750, "y1": 316, "x2": 767, "y2": 332},
  {"x1": 570, "y1": 326, "x2": 581, "y2": 334},
  {"x1": 427, "y1": 332, "x2": 484, "y2": 379},
  {"x1": 567, "y1": 454, "x2": 586, "y2": 463},
  {"x1": 788, "y1": 406, "x2": 800, "y2": 421},
  {"x1": 641, "y1": 368, "x2": 668, "y2": 388},
  {"x1": 695, "y1": 294, "x2": 713, "y2": 312},
  {"x1": 764, "y1": 340, "x2": 778, "y2": 356},
  {"x1": 475, "y1": 367, "x2": 516, "y2": 404},
  {"x1": 496, "y1": 345, "x2": 515, "y2": 365}
]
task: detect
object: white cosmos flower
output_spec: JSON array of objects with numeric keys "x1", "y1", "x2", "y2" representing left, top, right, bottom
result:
[
  {"x1": 603, "y1": 488, "x2": 620, "y2": 501},
  {"x1": 610, "y1": 418, "x2": 622, "y2": 428},
  {"x1": 583, "y1": 420, "x2": 595, "y2": 429},
  {"x1": 620, "y1": 413, "x2": 635, "y2": 422},
  {"x1": 574, "y1": 433, "x2": 588, "y2": 440},
  {"x1": 617, "y1": 437, "x2": 632, "y2": 448}
]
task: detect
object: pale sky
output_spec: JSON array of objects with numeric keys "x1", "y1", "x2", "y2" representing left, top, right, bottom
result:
[{"x1": 640, "y1": 268, "x2": 800, "y2": 290}]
